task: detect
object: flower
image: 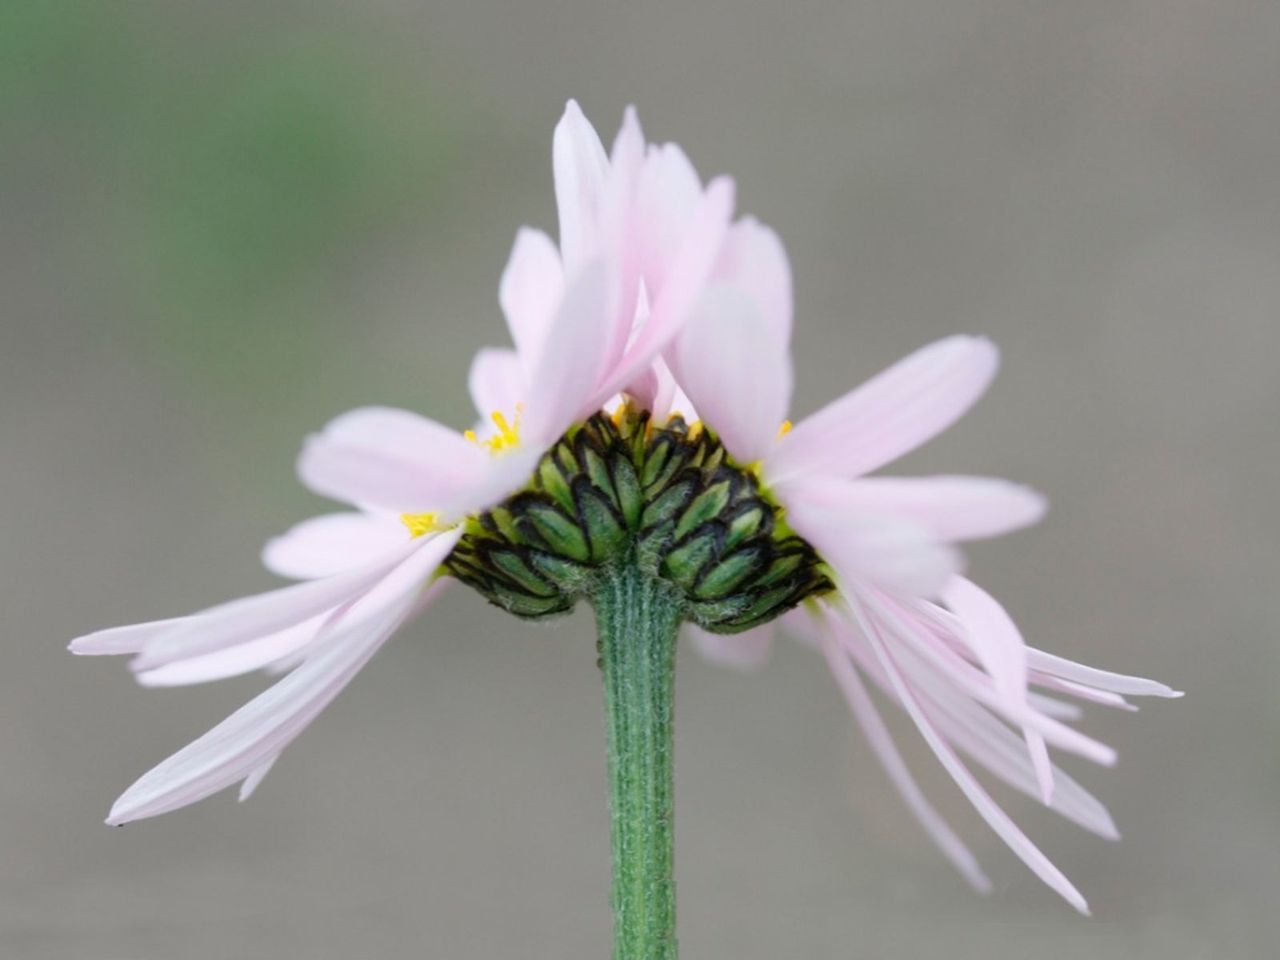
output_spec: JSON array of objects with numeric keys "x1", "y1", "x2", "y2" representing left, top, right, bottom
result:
[
  {"x1": 668, "y1": 235, "x2": 1181, "y2": 912},
  {"x1": 69, "y1": 101, "x2": 741, "y2": 825}
]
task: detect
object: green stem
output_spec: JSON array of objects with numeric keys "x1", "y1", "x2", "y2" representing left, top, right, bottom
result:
[{"x1": 592, "y1": 564, "x2": 682, "y2": 960}]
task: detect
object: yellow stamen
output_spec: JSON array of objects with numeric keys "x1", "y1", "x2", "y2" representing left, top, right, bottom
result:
[
  {"x1": 400, "y1": 512, "x2": 444, "y2": 538},
  {"x1": 686, "y1": 420, "x2": 704, "y2": 441},
  {"x1": 777, "y1": 420, "x2": 793, "y2": 437},
  {"x1": 464, "y1": 408, "x2": 523, "y2": 454}
]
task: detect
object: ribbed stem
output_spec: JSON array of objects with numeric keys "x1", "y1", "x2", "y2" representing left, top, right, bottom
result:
[{"x1": 592, "y1": 564, "x2": 682, "y2": 960}]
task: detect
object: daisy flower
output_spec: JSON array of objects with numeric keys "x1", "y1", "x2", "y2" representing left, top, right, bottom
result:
[
  {"x1": 72, "y1": 99, "x2": 1179, "y2": 951},
  {"x1": 69, "y1": 101, "x2": 740, "y2": 825},
  {"x1": 667, "y1": 231, "x2": 1182, "y2": 912}
]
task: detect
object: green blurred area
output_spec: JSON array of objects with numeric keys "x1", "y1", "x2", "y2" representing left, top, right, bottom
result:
[{"x1": 3, "y1": 1, "x2": 461, "y2": 412}]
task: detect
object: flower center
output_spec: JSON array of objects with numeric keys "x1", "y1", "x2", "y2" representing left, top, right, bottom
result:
[{"x1": 444, "y1": 406, "x2": 833, "y2": 631}]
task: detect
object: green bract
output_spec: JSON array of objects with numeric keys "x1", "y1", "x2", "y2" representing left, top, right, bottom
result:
[{"x1": 444, "y1": 407, "x2": 833, "y2": 632}]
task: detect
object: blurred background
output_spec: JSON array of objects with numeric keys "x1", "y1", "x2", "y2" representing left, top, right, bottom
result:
[{"x1": 3, "y1": 1, "x2": 1276, "y2": 956}]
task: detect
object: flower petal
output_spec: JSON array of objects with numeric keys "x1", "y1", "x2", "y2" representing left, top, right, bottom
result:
[
  {"x1": 673, "y1": 284, "x2": 792, "y2": 463},
  {"x1": 521, "y1": 259, "x2": 612, "y2": 446},
  {"x1": 262, "y1": 512, "x2": 409, "y2": 581},
  {"x1": 499, "y1": 228, "x2": 564, "y2": 375},
  {"x1": 843, "y1": 476, "x2": 1047, "y2": 543},
  {"x1": 69, "y1": 616, "x2": 191, "y2": 656},
  {"x1": 780, "y1": 476, "x2": 963, "y2": 598},
  {"x1": 107, "y1": 533, "x2": 458, "y2": 824},
  {"x1": 1026, "y1": 649, "x2": 1183, "y2": 698},
  {"x1": 467, "y1": 347, "x2": 526, "y2": 425},
  {"x1": 135, "y1": 613, "x2": 328, "y2": 687},
  {"x1": 636, "y1": 142, "x2": 703, "y2": 297},
  {"x1": 553, "y1": 99, "x2": 610, "y2": 271},
  {"x1": 713, "y1": 217, "x2": 792, "y2": 342},
  {"x1": 817, "y1": 620, "x2": 992, "y2": 892},
  {"x1": 685, "y1": 623, "x2": 775, "y2": 670},
  {"x1": 130, "y1": 537, "x2": 422, "y2": 673},
  {"x1": 767, "y1": 335, "x2": 999, "y2": 482},
  {"x1": 850, "y1": 597, "x2": 1091, "y2": 914},
  {"x1": 593, "y1": 177, "x2": 736, "y2": 409},
  {"x1": 940, "y1": 577, "x2": 1052, "y2": 802},
  {"x1": 297, "y1": 407, "x2": 489, "y2": 515}
]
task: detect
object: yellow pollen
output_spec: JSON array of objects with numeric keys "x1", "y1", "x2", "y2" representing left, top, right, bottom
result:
[
  {"x1": 687, "y1": 420, "x2": 704, "y2": 441},
  {"x1": 778, "y1": 420, "x2": 793, "y2": 437},
  {"x1": 464, "y1": 408, "x2": 523, "y2": 454},
  {"x1": 400, "y1": 512, "x2": 445, "y2": 538}
]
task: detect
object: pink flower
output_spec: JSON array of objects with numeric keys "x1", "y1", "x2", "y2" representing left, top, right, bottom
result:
[
  {"x1": 670, "y1": 231, "x2": 1181, "y2": 913},
  {"x1": 70, "y1": 101, "x2": 738, "y2": 825}
]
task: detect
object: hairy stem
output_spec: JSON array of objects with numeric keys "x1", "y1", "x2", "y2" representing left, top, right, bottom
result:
[{"x1": 592, "y1": 564, "x2": 682, "y2": 960}]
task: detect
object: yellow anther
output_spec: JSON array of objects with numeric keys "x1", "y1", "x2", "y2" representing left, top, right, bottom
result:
[
  {"x1": 463, "y1": 409, "x2": 523, "y2": 454},
  {"x1": 687, "y1": 420, "x2": 704, "y2": 441},
  {"x1": 778, "y1": 420, "x2": 793, "y2": 437},
  {"x1": 401, "y1": 512, "x2": 445, "y2": 538}
]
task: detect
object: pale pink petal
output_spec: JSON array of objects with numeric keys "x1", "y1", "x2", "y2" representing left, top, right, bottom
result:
[
  {"x1": 673, "y1": 284, "x2": 792, "y2": 463},
  {"x1": 596, "y1": 108, "x2": 647, "y2": 375},
  {"x1": 828, "y1": 610, "x2": 1117, "y2": 839},
  {"x1": 553, "y1": 100, "x2": 610, "y2": 271},
  {"x1": 467, "y1": 348, "x2": 526, "y2": 422},
  {"x1": 107, "y1": 533, "x2": 458, "y2": 824},
  {"x1": 685, "y1": 624, "x2": 775, "y2": 670},
  {"x1": 297, "y1": 407, "x2": 489, "y2": 515},
  {"x1": 941, "y1": 577, "x2": 1052, "y2": 802},
  {"x1": 1026, "y1": 649, "x2": 1184, "y2": 698},
  {"x1": 262, "y1": 512, "x2": 409, "y2": 581},
  {"x1": 780, "y1": 476, "x2": 963, "y2": 597},
  {"x1": 69, "y1": 616, "x2": 191, "y2": 656},
  {"x1": 237, "y1": 755, "x2": 278, "y2": 802},
  {"x1": 767, "y1": 336, "x2": 999, "y2": 483},
  {"x1": 636, "y1": 142, "x2": 703, "y2": 296},
  {"x1": 844, "y1": 477, "x2": 1047, "y2": 543},
  {"x1": 130, "y1": 538, "x2": 422, "y2": 673},
  {"x1": 521, "y1": 260, "x2": 612, "y2": 446},
  {"x1": 1027, "y1": 692, "x2": 1086, "y2": 720},
  {"x1": 850, "y1": 597, "x2": 1091, "y2": 914},
  {"x1": 592, "y1": 177, "x2": 736, "y2": 409},
  {"x1": 499, "y1": 228, "x2": 564, "y2": 374},
  {"x1": 712, "y1": 217, "x2": 793, "y2": 342},
  {"x1": 135, "y1": 613, "x2": 328, "y2": 687},
  {"x1": 1031, "y1": 676, "x2": 1137, "y2": 711},
  {"x1": 858, "y1": 589, "x2": 1117, "y2": 767},
  {"x1": 818, "y1": 622, "x2": 992, "y2": 892}
]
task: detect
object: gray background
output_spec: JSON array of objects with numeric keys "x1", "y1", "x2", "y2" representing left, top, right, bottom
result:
[{"x1": 3, "y1": 1, "x2": 1276, "y2": 956}]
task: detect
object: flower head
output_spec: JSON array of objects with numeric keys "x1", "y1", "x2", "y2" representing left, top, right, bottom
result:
[{"x1": 70, "y1": 100, "x2": 1178, "y2": 920}]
